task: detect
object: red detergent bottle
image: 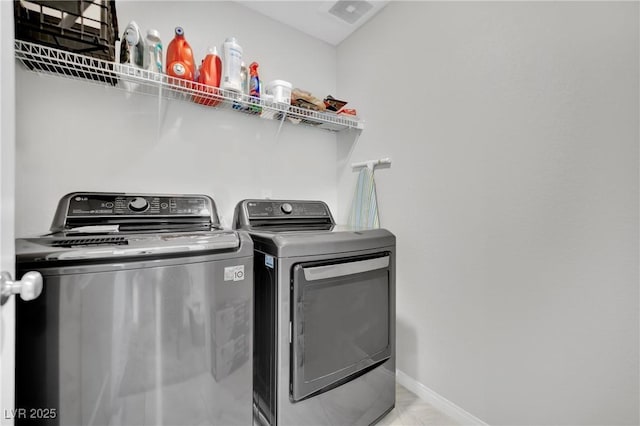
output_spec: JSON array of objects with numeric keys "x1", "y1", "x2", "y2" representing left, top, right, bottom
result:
[
  {"x1": 194, "y1": 47, "x2": 222, "y2": 106},
  {"x1": 166, "y1": 27, "x2": 195, "y2": 84}
]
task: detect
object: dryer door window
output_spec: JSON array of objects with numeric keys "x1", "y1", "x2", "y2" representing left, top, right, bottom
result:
[{"x1": 290, "y1": 253, "x2": 391, "y2": 402}]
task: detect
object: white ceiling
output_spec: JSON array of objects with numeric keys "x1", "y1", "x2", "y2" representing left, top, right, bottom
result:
[{"x1": 236, "y1": 1, "x2": 389, "y2": 46}]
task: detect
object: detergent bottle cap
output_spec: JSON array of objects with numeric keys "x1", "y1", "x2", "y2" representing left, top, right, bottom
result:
[
  {"x1": 146, "y1": 29, "x2": 161, "y2": 43},
  {"x1": 206, "y1": 46, "x2": 218, "y2": 56},
  {"x1": 249, "y1": 62, "x2": 259, "y2": 74},
  {"x1": 174, "y1": 26, "x2": 184, "y2": 36}
]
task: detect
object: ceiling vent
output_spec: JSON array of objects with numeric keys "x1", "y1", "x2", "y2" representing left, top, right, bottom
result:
[{"x1": 328, "y1": 0, "x2": 374, "y2": 25}]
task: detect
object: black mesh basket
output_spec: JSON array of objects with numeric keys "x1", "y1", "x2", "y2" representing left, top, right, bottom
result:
[{"x1": 14, "y1": 0, "x2": 119, "y2": 84}]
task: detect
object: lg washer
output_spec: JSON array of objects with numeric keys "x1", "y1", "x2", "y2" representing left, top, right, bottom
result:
[{"x1": 15, "y1": 192, "x2": 253, "y2": 425}]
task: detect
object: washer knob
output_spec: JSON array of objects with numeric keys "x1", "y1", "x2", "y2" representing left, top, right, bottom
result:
[
  {"x1": 281, "y1": 203, "x2": 293, "y2": 214},
  {"x1": 128, "y1": 197, "x2": 149, "y2": 212}
]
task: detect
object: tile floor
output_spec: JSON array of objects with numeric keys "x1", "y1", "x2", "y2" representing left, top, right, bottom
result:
[{"x1": 377, "y1": 383, "x2": 460, "y2": 426}]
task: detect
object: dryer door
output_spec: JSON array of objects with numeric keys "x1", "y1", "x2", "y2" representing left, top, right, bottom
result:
[{"x1": 290, "y1": 253, "x2": 391, "y2": 402}]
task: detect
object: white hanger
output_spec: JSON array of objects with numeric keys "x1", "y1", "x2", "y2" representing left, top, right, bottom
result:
[{"x1": 351, "y1": 157, "x2": 392, "y2": 171}]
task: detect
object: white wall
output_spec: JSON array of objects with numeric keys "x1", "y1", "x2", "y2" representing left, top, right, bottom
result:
[
  {"x1": 13, "y1": 1, "x2": 640, "y2": 424},
  {"x1": 15, "y1": 0, "x2": 341, "y2": 235},
  {"x1": 337, "y1": 2, "x2": 639, "y2": 425}
]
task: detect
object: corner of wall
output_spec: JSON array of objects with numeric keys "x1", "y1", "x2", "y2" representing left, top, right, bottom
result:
[{"x1": 396, "y1": 369, "x2": 488, "y2": 426}]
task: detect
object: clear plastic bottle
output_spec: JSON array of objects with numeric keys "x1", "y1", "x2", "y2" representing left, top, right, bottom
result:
[
  {"x1": 240, "y1": 62, "x2": 248, "y2": 95},
  {"x1": 145, "y1": 29, "x2": 163, "y2": 73}
]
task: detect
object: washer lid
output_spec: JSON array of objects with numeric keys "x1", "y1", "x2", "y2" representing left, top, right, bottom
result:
[
  {"x1": 248, "y1": 227, "x2": 395, "y2": 258},
  {"x1": 16, "y1": 231, "x2": 240, "y2": 262}
]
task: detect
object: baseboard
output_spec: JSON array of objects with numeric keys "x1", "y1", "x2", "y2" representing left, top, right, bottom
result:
[{"x1": 395, "y1": 369, "x2": 489, "y2": 426}]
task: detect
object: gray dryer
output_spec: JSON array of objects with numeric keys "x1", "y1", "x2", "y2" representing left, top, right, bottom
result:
[{"x1": 234, "y1": 199, "x2": 396, "y2": 426}]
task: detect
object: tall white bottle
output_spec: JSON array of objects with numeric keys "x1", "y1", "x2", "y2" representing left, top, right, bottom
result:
[{"x1": 221, "y1": 37, "x2": 243, "y2": 92}]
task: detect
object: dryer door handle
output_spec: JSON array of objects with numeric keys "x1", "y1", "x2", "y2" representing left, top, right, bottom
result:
[{"x1": 302, "y1": 256, "x2": 389, "y2": 281}]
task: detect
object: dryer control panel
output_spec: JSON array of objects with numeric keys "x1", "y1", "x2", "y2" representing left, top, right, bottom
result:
[
  {"x1": 246, "y1": 201, "x2": 330, "y2": 218},
  {"x1": 233, "y1": 199, "x2": 335, "y2": 230}
]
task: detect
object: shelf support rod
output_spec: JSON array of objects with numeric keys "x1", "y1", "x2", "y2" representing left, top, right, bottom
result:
[{"x1": 275, "y1": 110, "x2": 286, "y2": 139}]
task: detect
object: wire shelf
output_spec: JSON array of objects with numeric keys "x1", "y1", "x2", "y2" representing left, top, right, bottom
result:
[{"x1": 14, "y1": 40, "x2": 364, "y2": 132}]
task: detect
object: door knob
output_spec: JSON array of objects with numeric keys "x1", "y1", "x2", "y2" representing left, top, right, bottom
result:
[{"x1": 1, "y1": 271, "x2": 43, "y2": 305}]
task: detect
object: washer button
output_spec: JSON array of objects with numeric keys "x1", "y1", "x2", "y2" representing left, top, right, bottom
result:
[
  {"x1": 128, "y1": 197, "x2": 149, "y2": 212},
  {"x1": 281, "y1": 203, "x2": 293, "y2": 214}
]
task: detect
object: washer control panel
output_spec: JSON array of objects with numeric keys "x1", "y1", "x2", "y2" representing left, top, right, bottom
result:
[
  {"x1": 51, "y1": 192, "x2": 220, "y2": 232},
  {"x1": 245, "y1": 200, "x2": 330, "y2": 218},
  {"x1": 66, "y1": 193, "x2": 211, "y2": 217}
]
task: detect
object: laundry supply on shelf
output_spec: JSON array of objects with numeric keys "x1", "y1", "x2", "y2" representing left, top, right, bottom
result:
[
  {"x1": 248, "y1": 62, "x2": 262, "y2": 113},
  {"x1": 265, "y1": 80, "x2": 292, "y2": 105},
  {"x1": 291, "y1": 88, "x2": 326, "y2": 111},
  {"x1": 240, "y1": 62, "x2": 249, "y2": 95},
  {"x1": 194, "y1": 46, "x2": 222, "y2": 106},
  {"x1": 120, "y1": 21, "x2": 145, "y2": 69},
  {"x1": 119, "y1": 21, "x2": 146, "y2": 91},
  {"x1": 249, "y1": 62, "x2": 261, "y2": 98},
  {"x1": 166, "y1": 26, "x2": 195, "y2": 84},
  {"x1": 145, "y1": 29, "x2": 163, "y2": 73},
  {"x1": 323, "y1": 95, "x2": 347, "y2": 112},
  {"x1": 221, "y1": 37, "x2": 243, "y2": 93}
]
